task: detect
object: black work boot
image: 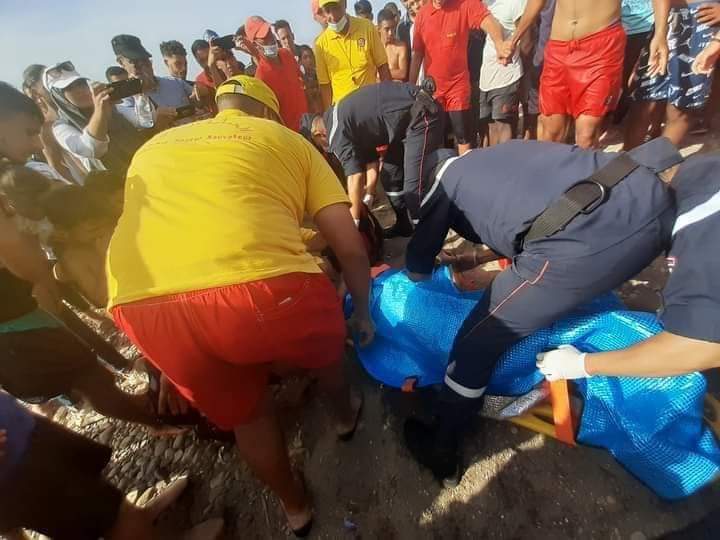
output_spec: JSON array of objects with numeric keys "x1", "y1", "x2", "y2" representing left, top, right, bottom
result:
[
  {"x1": 404, "y1": 417, "x2": 461, "y2": 487},
  {"x1": 403, "y1": 391, "x2": 481, "y2": 487}
]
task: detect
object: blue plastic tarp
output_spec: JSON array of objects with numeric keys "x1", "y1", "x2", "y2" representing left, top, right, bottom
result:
[{"x1": 351, "y1": 267, "x2": 720, "y2": 499}]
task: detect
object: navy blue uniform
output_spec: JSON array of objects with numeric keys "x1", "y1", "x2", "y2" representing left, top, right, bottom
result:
[
  {"x1": 661, "y1": 155, "x2": 720, "y2": 344},
  {"x1": 407, "y1": 138, "x2": 681, "y2": 400},
  {"x1": 325, "y1": 82, "x2": 444, "y2": 221}
]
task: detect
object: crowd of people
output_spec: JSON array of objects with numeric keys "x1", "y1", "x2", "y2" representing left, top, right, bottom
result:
[{"x1": 1, "y1": 0, "x2": 720, "y2": 538}]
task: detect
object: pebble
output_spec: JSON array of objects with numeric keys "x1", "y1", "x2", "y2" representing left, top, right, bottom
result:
[
  {"x1": 163, "y1": 449, "x2": 174, "y2": 463},
  {"x1": 126, "y1": 490, "x2": 139, "y2": 504},
  {"x1": 137, "y1": 487, "x2": 155, "y2": 507},
  {"x1": 154, "y1": 440, "x2": 168, "y2": 458},
  {"x1": 174, "y1": 449, "x2": 183, "y2": 463},
  {"x1": 98, "y1": 426, "x2": 115, "y2": 446},
  {"x1": 210, "y1": 472, "x2": 225, "y2": 489},
  {"x1": 182, "y1": 447, "x2": 195, "y2": 463},
  {"x1": 173, "y1": 434, "x2": 185, "y2": 450},
  {"x1": 119, "y1": 436, "x2": 132, "y2": 449}
]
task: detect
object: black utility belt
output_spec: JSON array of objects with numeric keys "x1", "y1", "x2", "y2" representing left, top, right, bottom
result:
[{"x1": 524, "y1": 153, "x2": 641, "y2": 244}]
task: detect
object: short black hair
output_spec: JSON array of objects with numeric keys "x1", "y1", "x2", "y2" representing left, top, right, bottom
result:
[
  {"x1": 235, "y1": 25, "x2": 246, "y2": 38},
  {"x1": 22, "y1": 64, "x2": 46, "y2": 93},
  {"x1": 105, "y1": 66, "x2": 128, "y2": 82},
  {"x1": 160, "y1": 40, "x2": 187, "y2": 58},
  {"x1": 384, "y1": 1, "x2": 400, "y2": 15},
  {"x1": 274, "y1": 19, "x2": 292, "y2": 32},
  {"x1": 377, "y1": 8, "x2": 396, "y2": 24},
  {"x1": 191, "y1": 39, "x2": 210, "y2": 57},
  {"x1": 355, "y1": 0, "x2": 373, "y2": 15},
  {"x1": 0, "y1": 82, "x2": 43, "y2": 123}
]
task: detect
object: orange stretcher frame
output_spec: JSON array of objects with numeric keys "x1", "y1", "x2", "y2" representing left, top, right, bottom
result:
[{"x1": 509, "y1": 380, "x2": 577, "y2": 446}]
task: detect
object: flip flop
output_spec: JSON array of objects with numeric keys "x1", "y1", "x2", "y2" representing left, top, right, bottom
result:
[{"x1": 338, "y1": 391, "x2": 364, "y2": 442}]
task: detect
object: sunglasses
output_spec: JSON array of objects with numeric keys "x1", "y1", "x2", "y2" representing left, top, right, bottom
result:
[{"x1": 46, "y1": 61, "x2": 76, "y2": 78}]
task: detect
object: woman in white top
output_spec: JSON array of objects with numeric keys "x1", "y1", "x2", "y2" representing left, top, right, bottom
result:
[{"x1": 43, "y1": 62, "x2": 146, "y2": 182}]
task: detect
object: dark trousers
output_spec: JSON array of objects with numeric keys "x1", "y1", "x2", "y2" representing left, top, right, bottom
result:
[
  {"x1": 444, "y1": 210, "x2": 672, "y2": 399},
  {"x1": 382, "y1": 107, "x2": 444, "y2": 221}
]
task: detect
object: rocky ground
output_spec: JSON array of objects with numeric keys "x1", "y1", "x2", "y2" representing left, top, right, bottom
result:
[{"x1": 18, "y1": 125, "x2": 720, "y2": 540}]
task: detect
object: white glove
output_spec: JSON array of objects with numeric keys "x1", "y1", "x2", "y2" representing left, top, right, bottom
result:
[{"x1": 536, "y1": 345, "x2": 590, "y2": 381}]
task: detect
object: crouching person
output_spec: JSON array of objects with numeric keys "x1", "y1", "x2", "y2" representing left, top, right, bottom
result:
[
  {"x1": 108, "y1": 76, "x2": 373, "y2": 536},
  {"x1": 0, "y1": 391, "x2": 222, "y2": 540}
]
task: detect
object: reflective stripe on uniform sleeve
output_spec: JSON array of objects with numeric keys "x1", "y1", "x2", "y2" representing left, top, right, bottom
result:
[
  {"x1": 328, "y1": 105, "x2": 340, "y2": 150},
  {"x1": 672, "y1": 190, "x2": 720, "y2": 237},
  {"x1": 420, "y1": 156, "x2": 461, "y2": 208}
]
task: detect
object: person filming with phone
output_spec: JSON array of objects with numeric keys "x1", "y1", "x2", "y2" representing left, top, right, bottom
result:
[
  {"x1": 111, "y1": 34, "x2": 196, "y2": 132},
  {"x1": 43, "y1": 62, "x2": 147, "y2": 180}
]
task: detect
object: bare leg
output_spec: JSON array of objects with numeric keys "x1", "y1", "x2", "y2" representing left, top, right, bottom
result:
[
  {"x1": 574, "y1": 114, "x2": 605, "y2": 149},
  {"x1": 73, "y1": 364, "x2": 162, "y2": 429},
  {"x1": 662, "y1": 103, "x2": 693, "y2": 147},
  {"x1": 233, "y1": 391, "x2": 310, "y2": 520},
  {"x1": 523, "y1": 114, "x2": 538, "y2": 140},
  {"x1": 488, "y1": 120, "x2": 513, "y2": 146},
  {"x1": 477, "y1": 118, "x2": 490, "y2": 148},
  {"x1": 623, "y1": 100, "x2": 662, "y2": 150},
  {"x1": 457, "y1": 142, "x2": 472, "y2": 155},
  {"x1": 539, "y1": 114, "x2": 568, "y2": 143},
  {"x1": 314, "y1": 359, "x2": 361, "y2": 435}
]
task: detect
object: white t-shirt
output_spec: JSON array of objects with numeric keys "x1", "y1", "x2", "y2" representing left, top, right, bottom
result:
[{"x1": 479, "y1": 0, "x2": 527, "y2": 92}]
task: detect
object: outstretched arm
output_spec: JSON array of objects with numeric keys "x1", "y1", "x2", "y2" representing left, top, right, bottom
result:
[{"x1": 537, "y1": 332, "x2": 720, "y2": 380}]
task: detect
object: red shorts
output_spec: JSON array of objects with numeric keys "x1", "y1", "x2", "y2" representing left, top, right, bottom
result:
[
  {"x1": 540, "y1": 23, "x2": 626, "y2": 118},
  {"x1": 112, "y1": 273, "x2": 346, "y2": 430}
]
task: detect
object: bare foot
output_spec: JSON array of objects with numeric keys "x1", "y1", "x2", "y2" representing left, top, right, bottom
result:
[{"x1": 336, "y1": 390, "x2": 363, "y2": 440}]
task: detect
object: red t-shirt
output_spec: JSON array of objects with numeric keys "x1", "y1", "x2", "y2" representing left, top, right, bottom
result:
[
  {"x1": 413, "y1": 0, "x2": 489, "y2": 110},
  {"x1": 195, "y1": 69, "x2": 216, "y2": 89},
  {"x1": 255, "y1": 48, "x2": 309, "y2": 132}
]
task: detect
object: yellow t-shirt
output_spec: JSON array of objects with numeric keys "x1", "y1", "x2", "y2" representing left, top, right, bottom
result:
[
  {"x1": 106, "y1": 110, "x2": 349, "y2": 308},
  {"x1": 314, "y1": 15, "x2": 389, "y2": 104}
]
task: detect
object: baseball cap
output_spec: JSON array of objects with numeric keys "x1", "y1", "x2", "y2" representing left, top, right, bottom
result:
[
  {"x1": 215, "y1": 75, "x2": 280, "y2": 117},
  {"x1": 43, "y1": 62, "x2": 86, "y2": 91},
  {"x1": 245, "y1": 16, "x2": 272, "y2": 41},
  {"x1": 318, "y1": 0, "x2": 342, "y2": 7},
  {"x1": 111, "y1": 34, "x2": 151, "y2": 60}
]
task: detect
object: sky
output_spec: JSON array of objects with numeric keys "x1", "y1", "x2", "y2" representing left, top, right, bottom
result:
[{"x1": 0, "y1": 0, "x2": 394, "y2": 86}]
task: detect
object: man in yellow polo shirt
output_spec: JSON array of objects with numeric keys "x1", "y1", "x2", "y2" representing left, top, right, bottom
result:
[
  {"x1": 107, "y1": 75, "x2": 373, "y2": 536},
  {"x1": 315, "y1": 0, "x2": 392, "y2": 108}
]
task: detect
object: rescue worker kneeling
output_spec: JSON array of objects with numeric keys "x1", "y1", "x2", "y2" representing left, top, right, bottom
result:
[
  {"x1": 537, "y1": 155, "x2": 720, "y2": 383},
  {"x1": 403, "y1": 137, "x2": 684, "y2": 485},
  {"x1": 317, "y1": 79, "x2": 444, "y2": 237}
]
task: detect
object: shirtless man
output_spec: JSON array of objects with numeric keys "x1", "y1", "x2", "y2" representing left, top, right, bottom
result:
[
  {"x1": 510, "y1": 0, "x2": 671, "y2": 148},
  {"x1": 379, "y1": 8, "x2": 410, "y2": 80}
]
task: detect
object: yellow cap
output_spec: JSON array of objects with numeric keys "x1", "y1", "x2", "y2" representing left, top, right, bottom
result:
[
  {"x1": 318, "y1": 0, "x2": 341, "y2": 7},
  {"x1": 214, "y1": 75, "x2": 280, "y2": 117}
]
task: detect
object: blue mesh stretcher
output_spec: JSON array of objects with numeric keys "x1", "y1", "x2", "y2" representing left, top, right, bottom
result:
[{"x1": 350, "y1": 267, "x2": 720, "y2": 500}]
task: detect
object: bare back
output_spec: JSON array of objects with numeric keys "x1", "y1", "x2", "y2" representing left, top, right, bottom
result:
[{"x1": 551, "y1": 0, "x2": 621, "y2": 41}]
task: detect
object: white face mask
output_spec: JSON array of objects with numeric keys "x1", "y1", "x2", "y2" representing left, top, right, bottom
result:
[
  {"x1": 328, "y1": 15, "x2": 349, "y2": 33},
  {"x1": 261, "y1": 43, "x2": 279, "y2": 58}
]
